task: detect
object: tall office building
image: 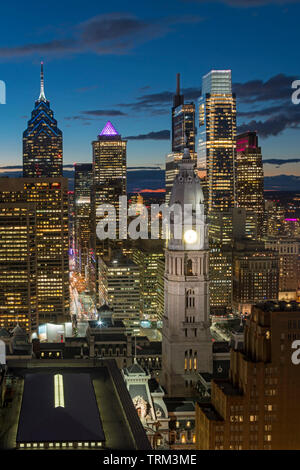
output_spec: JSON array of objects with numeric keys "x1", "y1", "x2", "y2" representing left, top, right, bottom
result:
[
  {"x1": 198, "y1": 70, "x2": 236, "y2": 314},
  {"x1": 265, "y1": 237, "x2": 300, "y2": 298},
  {"x1": 23, "y1": 63, "x2": 63, "y2": 178},
  {"x1": 166, "y1": 74, "x2": 196, "y2": 204},
  {"x1": 74, "y1": 163, "x2": 92, "y2": 274},
  {"x1": 196, "y1": 302, "x2": 300, "y2": 450},
  {"x1": 172, "y1": 74, "x2": 196, "y2": 154},
  {"x1": 232, "y1": 240, "x2": 279, "y2": 315},
  {"x1": 162, "y1": 147, "x2": 212, "y2": 397},
  {"x1": 98, "y1": 255, "x2": 141, "y2": 323},
  {"x1": 129, "y1": 241, "x2": 164, "y2": 322},
  {"x1": 91, "y1": 121, "x2": 127, "y2": 252},
  {"x1": 0, "y1": 203, "x2": 37, "y2": 331},
  {"x1": 236, "y1": 132, "x2": 264, "y2": 238},
  {"x1": 0, "y1": 178, "x2": 69, "y2": 328},
  {"x1": 263, "y1": 200, "x2": 285, "y2": 237},
  {"x1": 92, "y1": 121, "x2": 126, "y2": 189},
  {"x1": 198, "y1": 70, "x2": 236, "y2": 213}
]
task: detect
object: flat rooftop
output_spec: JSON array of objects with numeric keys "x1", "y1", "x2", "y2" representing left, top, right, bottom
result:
[
  {"x1": 2, "y1": 361, "x2": 150, "y2": 450},
  {"x1": 17, "y1": 372, "x2": 105, "y2": 444},
  {"x1": 198, "y1": 403, "x2": 224, "y2": 422}
]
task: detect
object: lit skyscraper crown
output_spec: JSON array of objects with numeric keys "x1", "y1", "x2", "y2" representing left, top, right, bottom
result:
[{"x1": 99, "y1": 121, "x2": 119, "y2": 136}]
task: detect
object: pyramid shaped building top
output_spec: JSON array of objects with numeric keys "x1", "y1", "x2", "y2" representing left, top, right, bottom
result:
[{"x1": 99, "y1": 121, "x2": 119, "y2": 136}]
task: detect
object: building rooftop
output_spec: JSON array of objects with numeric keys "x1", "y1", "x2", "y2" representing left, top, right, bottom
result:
[
  {"x1": 256, "y1": 301, "x2": 300, "y2": 312},
  {"x1": 165, "y1": 398, "x2": 195, "y2": 413},
  {"x1": 214, "y1": 379, "x2": 243, "y2": 396},
  {"x1": 17, "y1": 372, "x2": 105, "y2": 444},
  {"x1": 198, "y1": 403, "x2": 224, "y2": 422},
  {"x1": 6, "y1": 361, "x2": 151, "y2": 450},
  {"x1": 136, "y1": 341, "x2": 162, "y2": 356}
]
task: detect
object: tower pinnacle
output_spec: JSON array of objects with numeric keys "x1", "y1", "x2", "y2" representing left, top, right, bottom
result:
[
  {"x1": 38, "y1": 61, "x2": 47, "y2": 102},
  {"x1": 176, "y1": 73, "x2": 180, "y2": 95}
]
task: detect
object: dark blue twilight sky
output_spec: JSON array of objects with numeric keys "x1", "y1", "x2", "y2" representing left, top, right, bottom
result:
[{"x1": 0, "y1": 0, "x2": 300, "y2": 176}]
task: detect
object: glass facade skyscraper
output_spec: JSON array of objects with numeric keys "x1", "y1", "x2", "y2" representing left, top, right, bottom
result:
[
  {"x1": 23, "y1": 63, "x2": 63, "y2": 178},
  {"x1": 198, "y1": 70, "x2": 237, "y2": 314},
  {"x1": 236, "y1": 131, "x2": 264, "y2": 238},
  {"x1": 198, "y1": 70, "x2": 236, "y2": 213},
  {"x1": 74, "y1": 163, "x2": 93, "y2": 274},
  {"x1": 91, "y1": 121, "x2": 127, "y2": 255}
]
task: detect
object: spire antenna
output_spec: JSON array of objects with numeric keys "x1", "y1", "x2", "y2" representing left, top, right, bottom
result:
[
  {"x1": 38, "y1": 61, "x2": 47, "y2": 102},
  {"x1": 176, "y1": 73, "x2": 180, "y2": 95}
]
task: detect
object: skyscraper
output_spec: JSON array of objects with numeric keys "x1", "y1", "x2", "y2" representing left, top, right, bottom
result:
[
  {"x1": 198, "y1": 70, "x2": 237, "y2": 314},
  {"x1": 0, "y1": 178, "x2": 69, "y2": 328},
  {"x1": 0, "y1": 203, "x2": 37, "y2": 331},
  {"x1": 166, "y1": 74, "x2": 196, "y2": 205},
  {"x1": 23, "y1": 63, "x2": 63, "y2": 178},
  {"x1": 236, "y1": 132, "x2": 264, "y2": 238},
  {"x1": 98, "y1": 255, "x2": 141, "y2": 323},
  {"x1": 172, "y1": 74, "x2": 196, "y2": 154},
  {"x1": 162, "y1": 146, "x2": 212, "y2": 397},
  {"x1": 196, "y1": 302, "x2": 300, "y2": 450},
  {"x1": 92, "y1": 121, "x2": 127, "y2": 189},
  {"x1": 232, "y1": 240, "x2": 279, "y2": 315},
  {"x1": 74, "y1": 163, "x2": 93, "y2": 274},
  {"x1": 129, "y1": 240, "x2": 164, "y2": 322},
  {"x1": 91, "y1": 121, "x2": 127, "y2": 251},
  {"x1": 198, "y1": 70, "x2": 236, "y2": 213}
]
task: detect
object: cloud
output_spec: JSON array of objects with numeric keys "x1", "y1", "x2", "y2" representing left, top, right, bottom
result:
[
  {"x1": 234, "y1": 73, "x2": 300, "y2": 137},
  {"x1": 118, "y1": 86, "x2": 200, "y2": 115},
  {"x1": 125, "y1": 130, "x2": 170, "y2": 140},
  {"x1": 0, "y1": 13, "x2": 202, "y2": 59},
  {"x1": 64, "y1": 116, "x2": 94, "y2": 121},
  {"x1": 234, "y1": 74, "x2": 297, "y2": 103},
  {"x1": 237, "y1": 112, "x2": 300, "y2": 137},
  {"x1": 263, "y1": 158, "x2": 300, "y2": 165},
  {"x1": 82, "y1": 109, "x2": 127, "y2": 116}
]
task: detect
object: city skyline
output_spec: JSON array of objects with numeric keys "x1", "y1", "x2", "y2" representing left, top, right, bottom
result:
[{"x1": 0, "y1": 0, "x2": 299, "y2": 175}]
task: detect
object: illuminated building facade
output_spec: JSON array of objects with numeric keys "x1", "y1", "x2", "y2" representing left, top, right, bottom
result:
[
  {"x1": 232, "y1": 240, "x2": 279, "y2": 315},
  {"x1": 197, "y1": 71, "x2": 237, "y2": 314},
  {"x1": 208, "y1": 210, "x2": 237, "y2": 314},
  {"x1": 91, "y1": 121, "x2": 127, "y2": 252},
  {"x1": 0, "y1": 204, "x2": 37, "y2": 331},
  {"x1": 172, "y1": 74, "x2": 195, "y2": 154},
  {"x1": 236, "y1": 132, "x2": 264, "y2": 238},
  {"x1": 74, "y1": 163, "x2": 92, "y2": 274},
  {"x1": 0, "y1": 177, "x2": 69, "y2": 328},
  {"x1": 98, "y1": 255, "x2": 141, "y2": 323},
  {"x1": 92, "y1": 121, "x2": 126, "y2": 190},
  {"x1": 265, "y1": 237, "x2": 300, "y2": 298},
  {"x1": 198, "y1": 70, "x2": 236, "y2": 213},
  {"x1": 162, "y1": 147, "x2": 212, "y2": 397},
  {"x1": 129, "y1": 241, "x2": 164, "y2": 322},
  {"x1": 263, "y1": 200, "x2": 285, "y2": 237},
  {"x1": 23, "y1": 63, "x2": 62, "y2": 178},
  {"x1": 196, "y1": 302, "x2": 300, "y2": 450}
]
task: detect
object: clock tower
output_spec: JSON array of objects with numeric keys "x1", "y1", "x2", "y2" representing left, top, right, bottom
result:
[{"x1": 162, "y1": 146, "x2": 213, "y2": 397}]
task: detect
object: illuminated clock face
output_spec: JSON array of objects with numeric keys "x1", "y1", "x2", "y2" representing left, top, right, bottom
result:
[{"x1": 184, "y1": 229, "x2": 197, "y2": 244}]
